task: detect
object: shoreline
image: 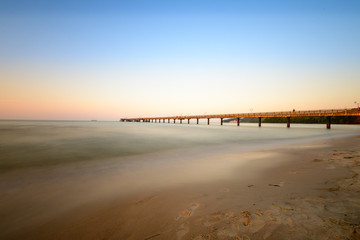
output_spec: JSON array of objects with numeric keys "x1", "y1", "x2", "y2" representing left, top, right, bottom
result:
[{"x1": 6, "y1": 135, "x2": 359, "y2": 240}]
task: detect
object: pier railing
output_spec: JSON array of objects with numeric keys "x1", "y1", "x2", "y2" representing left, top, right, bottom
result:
[{"x1": 120, "y1": 108, "x2": 360, "y2": 129}]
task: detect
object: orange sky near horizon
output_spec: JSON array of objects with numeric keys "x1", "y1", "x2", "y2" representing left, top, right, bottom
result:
[{"x1": 1, "y1": 62, "x2": 359, "y2": 120}]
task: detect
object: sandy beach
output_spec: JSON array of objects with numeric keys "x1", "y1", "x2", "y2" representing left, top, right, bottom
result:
[{"x1": 2, "y1": 134, "x2": 358, "y2": 240}]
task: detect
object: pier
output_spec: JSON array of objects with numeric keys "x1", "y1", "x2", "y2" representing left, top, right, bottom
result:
[{"x1": 120, "y1": 108, "x2": 360, "y2": 129}]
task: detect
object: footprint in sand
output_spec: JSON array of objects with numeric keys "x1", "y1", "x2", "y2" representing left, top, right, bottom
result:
[{"x1": 175, "y1": 203, "x2": 200, "y2": 221}]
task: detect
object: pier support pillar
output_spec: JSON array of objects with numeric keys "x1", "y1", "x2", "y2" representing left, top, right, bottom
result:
[
  {"x1": 155, "y1": 119, "x2": 157, "y2": 123},
  {"x1": 163, "y1": 119, "x2": 165, "y2": 123},
  {"x1": 180, "y1": 119, "x2": 182, "y2": 124},
  {"x1": 326, "y1": 116, "x2": 331, "y2": 129},
  {"x1": 168, "y1": 119, "x2": 170, "y2": 123},
  {"x1": 188, "y1": 119, "x2": 190, "y2": 124},
  {"x1": 258, "y1": 117, "x2": 262, "y2": 127},
  {"x1": 207, "y1": 118, "x2": 210, "y2": 125},
  {"x1": 220, "y1": 118, "x2": 223, "y2": 125},
  {"x1": 197, "y1": 118, "x2": 199, "y2": 124},
  {"x1": 174, "y1": 119, "x2": 176, "y2": 124},
  {"x1": 237, "y1": 118, "x2": 240, "y2": 126},
  {"x1": 287, "y1": 117, "x2": 290, "y2": 128}
]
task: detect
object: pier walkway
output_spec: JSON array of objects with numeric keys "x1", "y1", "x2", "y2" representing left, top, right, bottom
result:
[{"x1": 120, "y1": 108, "x2": 360, "y2": 129}]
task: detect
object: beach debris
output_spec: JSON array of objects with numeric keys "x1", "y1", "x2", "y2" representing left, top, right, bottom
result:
[
  {"x1": 268, "y1": 184, "x2": 280, "y2": 187},
  {"x1": 327, "y1": 187, "x2": 340, "y2": 192},
  {"x1": 144, "y1": 233, "x2": 160, "y2": 240},
  {"x1": 313, "y1": 158, "x2": 324, "y2": 162},
  {"x1": 269, "y1": 181, "x2": 285, "y2": 187},
  {"x1": 254, "y1": 212, "x2": 262, "y2": 216},
  {"x1": 248, "y1": 184, "x2": 254, "y2": 187}
]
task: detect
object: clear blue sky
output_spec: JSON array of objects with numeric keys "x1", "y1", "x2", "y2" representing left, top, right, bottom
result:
[{"x1": 1, "y1": 0, "x2": 360, "y2": 120}]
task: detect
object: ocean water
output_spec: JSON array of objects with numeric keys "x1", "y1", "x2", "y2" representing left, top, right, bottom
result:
[
  {"x1": 0, "y1": 120, "x2": 359, "y2": 171},
  {"x1": 0, "y1": 120, "x2": 359, "y2": 237}
]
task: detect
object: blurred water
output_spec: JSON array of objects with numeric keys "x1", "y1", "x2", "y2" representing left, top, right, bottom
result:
[
  {"x1": 0, "y1": 120, "x2": 359, "y2": 171},
  {"x1": 0, "y1": 120, "x2": 359, "y2": 237}
]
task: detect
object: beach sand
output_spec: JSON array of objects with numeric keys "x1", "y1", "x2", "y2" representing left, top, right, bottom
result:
[{"x1": 2, "y1": 136, "x2": 360, "y2": 240}]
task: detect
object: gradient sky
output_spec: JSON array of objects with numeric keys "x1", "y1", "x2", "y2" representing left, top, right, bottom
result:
[{"x1": 1, "y1": 0, "x2": 360, "y2": 120}]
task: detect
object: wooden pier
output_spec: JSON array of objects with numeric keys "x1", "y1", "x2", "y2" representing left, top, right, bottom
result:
[{"x1": 120, "y1": 108, "x2": 360, "y2": 129}]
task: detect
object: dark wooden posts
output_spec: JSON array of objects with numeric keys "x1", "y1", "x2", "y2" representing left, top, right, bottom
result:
[
  {"x1": 287, "y1": 117, "x2": 290, "y2": 128},
  {"x1": 188, "y1": 119, "x2": 190, "y2": 124},
  {"x1": 207, "y1": 118, "x2": 210, "y2": 125},
  {"x1": 326, "y1": 116, "x2": 331, "y2": 129},
  {"x1": 237, "y1": 118, "x2": 240, "y2": 126},
  {"x1": 220, "y1": 118, "x2": 223, "y2": 125},
  {"x1": 174, "y1": 119, "x2": 176, "y2": 124},
  {"x1": 168, "y1": 119, "x2": 170, "y2": 123},
  {"x1": 180, "y1": 119, "x2": 182, "y2": 124},
  {"x1": 197, "y1": 118, "x2": 199, "y2": 124},
  {"x1": 258, "y1": 117, "x2": 262, "y2": 127}
]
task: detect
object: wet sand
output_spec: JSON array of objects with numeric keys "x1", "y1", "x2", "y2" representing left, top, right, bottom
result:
[{"x1": 2, "y1": 136, "x2": 360, "y2": 240}]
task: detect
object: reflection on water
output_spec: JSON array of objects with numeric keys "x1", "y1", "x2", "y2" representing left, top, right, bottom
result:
[{"x1": 0, "y1": 120, "x2": 359, "y2": 238}]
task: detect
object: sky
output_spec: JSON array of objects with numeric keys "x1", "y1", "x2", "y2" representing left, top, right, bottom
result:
[{"x1": 1, "y1": 0, "x2": 360, "y2": 120}]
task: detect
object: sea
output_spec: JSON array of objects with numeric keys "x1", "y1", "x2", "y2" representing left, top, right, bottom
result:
[
  {"x1": 0, "y1": 120, "x2": 359, "y2": 237},
  {"x1": 1, "y1": 120, "x2": 359, "y2": 170}
]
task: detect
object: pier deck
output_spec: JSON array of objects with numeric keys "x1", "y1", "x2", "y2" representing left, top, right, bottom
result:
[{"x1": 120, "y1": 108, "x2": 360, "y2": 129}]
